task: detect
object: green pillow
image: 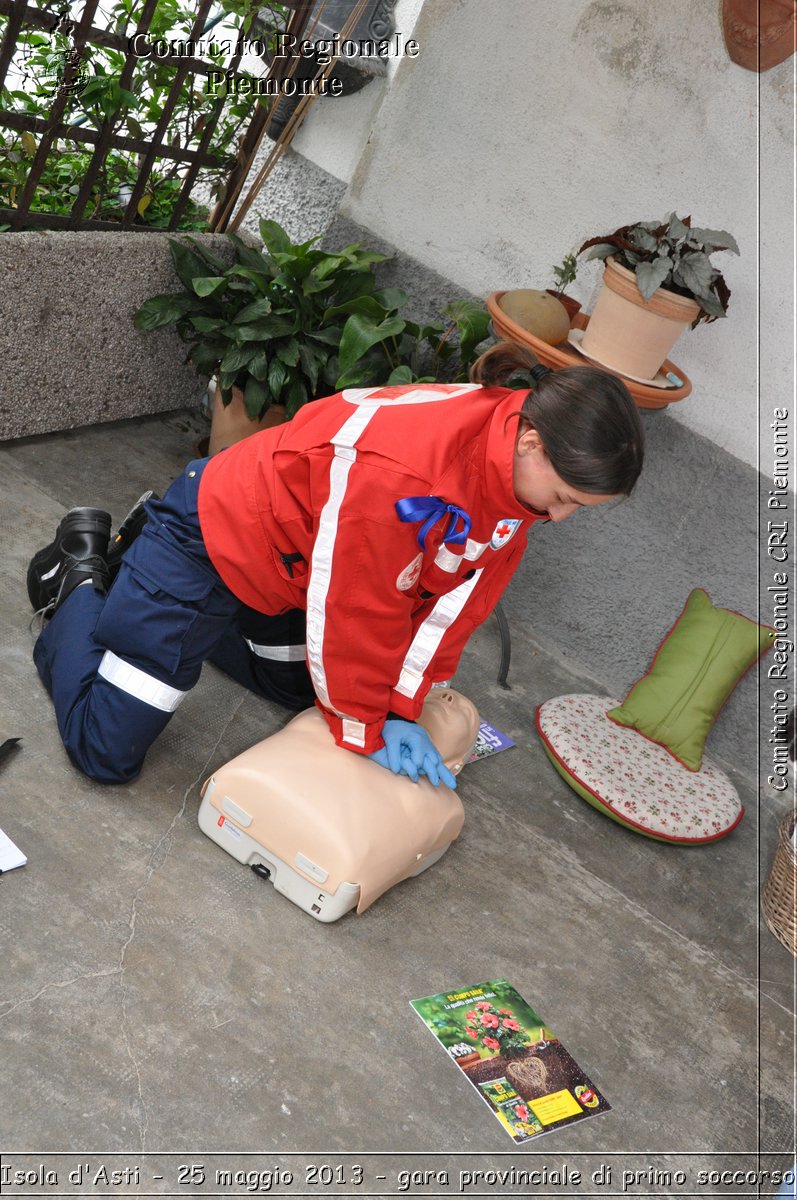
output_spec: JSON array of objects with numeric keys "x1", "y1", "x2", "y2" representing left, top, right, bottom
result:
[{"x1": 608, "y1": 589, "x2": 776, "y2": 771}]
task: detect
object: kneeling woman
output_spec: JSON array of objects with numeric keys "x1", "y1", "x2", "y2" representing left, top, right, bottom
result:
[{"x1": 28, "y1": 344, "x2": 644, "y2": 786}]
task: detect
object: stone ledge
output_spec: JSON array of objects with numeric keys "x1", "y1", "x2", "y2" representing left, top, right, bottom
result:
[{"x1": 0, "y1": 230, "x2": 235, "y2": 441}]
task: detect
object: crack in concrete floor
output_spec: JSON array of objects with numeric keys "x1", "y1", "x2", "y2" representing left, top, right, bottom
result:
[
  {"x1": 115, "y1": 696, "x2": 249, "y2": 1152},
  {"x1": 0, "y1": 694, "x2": 240, "y2": 1146}
]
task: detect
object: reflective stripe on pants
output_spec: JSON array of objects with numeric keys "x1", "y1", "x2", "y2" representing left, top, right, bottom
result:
[
  {"x1": 208, "y1": 606, "x2": 314, "y2": 711},
  {"x1": 33, "y1": 460, "x2": 240, "y2": 783}
]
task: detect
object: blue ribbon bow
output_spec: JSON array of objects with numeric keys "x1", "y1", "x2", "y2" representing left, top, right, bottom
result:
[{"x1": 395, "y1": 495, "x2": 472, "y2": 551}]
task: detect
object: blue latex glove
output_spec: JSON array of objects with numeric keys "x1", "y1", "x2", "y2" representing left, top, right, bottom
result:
[{"x1": 369, "y1": 719, "x2": 457, "y2": 789}]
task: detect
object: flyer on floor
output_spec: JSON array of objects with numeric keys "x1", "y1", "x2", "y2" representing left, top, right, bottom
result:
[{"x1": 410, "y1": 978, "x2": 611, "y2": 1143}]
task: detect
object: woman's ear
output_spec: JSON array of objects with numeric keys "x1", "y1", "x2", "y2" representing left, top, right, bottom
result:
[{"x1": 516, "y1": 427, "x2": 544, "y2": 457}]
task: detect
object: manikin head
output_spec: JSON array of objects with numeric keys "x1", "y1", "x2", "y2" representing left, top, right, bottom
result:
[{"x1": 418, "y1": 687, "x2": 480, "y2": 774}]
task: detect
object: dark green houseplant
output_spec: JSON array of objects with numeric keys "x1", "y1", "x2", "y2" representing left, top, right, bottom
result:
[
  {"x1": 135, "y1": 219, "x2": 492, "y2": 427},
  {"x1": 331, "y1": 290, "x2": 492, "y2": 390},
  {"x1": 134, "y1": 219, "x2": 389, "y2": 419}
]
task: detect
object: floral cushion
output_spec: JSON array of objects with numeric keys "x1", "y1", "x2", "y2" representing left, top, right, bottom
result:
[{"x1": 535, "y1": 694, "x2": 743, "y2": 844}]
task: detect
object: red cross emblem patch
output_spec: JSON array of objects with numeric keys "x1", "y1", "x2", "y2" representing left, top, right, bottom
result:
[{"x1": 490, "y1": 518, "x2": 522, "y2": 550}]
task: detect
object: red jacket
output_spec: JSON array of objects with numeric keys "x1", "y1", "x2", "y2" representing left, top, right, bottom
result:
[{"x1": 198, "y1": 382, "x2": 543, "y2": 753}]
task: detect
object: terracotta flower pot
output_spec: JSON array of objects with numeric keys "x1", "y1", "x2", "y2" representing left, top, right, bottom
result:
[
  {"x1": 209, "y1": 383, "x2": 286, "y2": 455},
  {"x1": 486, "y1": 292, "x2": 692, "y2": 409},
  {"x1": 579, "y1": 258, "x2": 701, "y2": 383},
  {"x1": 546, "y1": 289, "x2": 582, "y2": 321},
  {"x1": 722, "y1": 0, "x2": 797, "y2": 72}
]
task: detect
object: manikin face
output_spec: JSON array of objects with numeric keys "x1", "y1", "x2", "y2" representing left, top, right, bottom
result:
[
  {"x1": 419, "y1": 688, "x2": 480, "y2": 775},
  {"x1": 512, "y1": 427, "x2": 619, "y2": 522}
]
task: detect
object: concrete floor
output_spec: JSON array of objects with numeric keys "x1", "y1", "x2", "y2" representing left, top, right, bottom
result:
[{"x1": 1, "y1": 411, "x2": 794, "y2": 1192}]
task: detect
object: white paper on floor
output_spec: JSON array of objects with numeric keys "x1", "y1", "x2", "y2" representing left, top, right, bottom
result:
[{"x1": 0, "y1": 826, "x2": 26, "y2": 872}]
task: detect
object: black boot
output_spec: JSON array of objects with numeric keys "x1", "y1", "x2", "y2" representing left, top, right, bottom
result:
[{"x1": 27, "y1": 507, "x2": 111, "y2": 615}]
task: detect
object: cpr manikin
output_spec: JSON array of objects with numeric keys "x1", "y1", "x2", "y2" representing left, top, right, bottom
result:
[{"x1": 198, "y1": 689, "x2": 480, "y2": 921}]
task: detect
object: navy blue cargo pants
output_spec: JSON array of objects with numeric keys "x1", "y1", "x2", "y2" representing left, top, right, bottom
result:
[{"x1": 33, "y1": 459, "x2": 314, "y2": 783}]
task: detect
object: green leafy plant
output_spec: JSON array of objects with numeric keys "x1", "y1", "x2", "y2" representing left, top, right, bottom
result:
[
  {"x1": 0, "y1": 1, "x2": 288, "y2": 229},
  {"x1": 0, "y1": 136, "x2": 209, "y2": 228},
  {"x1": 332, "y1": 291, "x2": 491, "y2": 390},
  {"x1": 578, "y1": 213, "x2": 739, "y2": 325},
  {"x1": 135, "y1": 218, "x2": 492, "y2": 420},
  {"x1": 135, "y1": 218, "x2": 388, "y2": 417},
  {"x1": 550, "y1": 252, "x2": 578, "y2": 297}
]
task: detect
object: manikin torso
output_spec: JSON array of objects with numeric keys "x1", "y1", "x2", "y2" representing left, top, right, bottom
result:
[{"x1": 199, "y1": 689, "x2": 480, "y2": 914}]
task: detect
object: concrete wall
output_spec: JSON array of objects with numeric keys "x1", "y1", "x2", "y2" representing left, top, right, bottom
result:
[
  {"x1": 0, "y1": 231, "x2": 235, "y2": 441},
  {"x1": 230, "y1": 143, "x2": 348, "y2": 245},
  {"x1": 226, "y1": 0, "x2": 425, "y2": 242},
  {"x1": 267, "y1": 0, "x2": 793, "y2": 477}
]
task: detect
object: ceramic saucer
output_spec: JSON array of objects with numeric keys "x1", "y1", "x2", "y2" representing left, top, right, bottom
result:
[{"x1": 566, "y1": 329, "x2": 682, "y2": 389}]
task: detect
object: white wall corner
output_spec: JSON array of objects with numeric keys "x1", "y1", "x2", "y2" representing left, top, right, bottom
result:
[{"x1": 291, "y1": 0, "x2": 428, "y2": 184}]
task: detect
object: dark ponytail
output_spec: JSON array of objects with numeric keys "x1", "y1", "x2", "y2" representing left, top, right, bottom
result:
[
  {"x1": 470, "y1": 342, "x2": 542, "y2": 388},
  {"x1": 470, "y1": 342, "x2": 645, "y2": 497}
]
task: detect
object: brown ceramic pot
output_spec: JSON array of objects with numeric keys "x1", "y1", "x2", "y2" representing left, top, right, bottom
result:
[
  {"x1": 722, "y1": 0, "x2": 796, "y2": 71},
  {"x1": 209, "y1": 383, "x2": 286, "y2": 455},
  {"x1": 579, "y1": 258, "x2": 701, "y2": 383},
  {"x1": 546, "y1": 289, "x2": 582, "y2": 321}
]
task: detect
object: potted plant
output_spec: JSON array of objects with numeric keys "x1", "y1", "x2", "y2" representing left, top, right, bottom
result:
[
  {"x1": 721, "y1": 0, "x2": 797, "y2": 72},
  {"x1": 546, "y1": 252, "x2": 582, "y2": 321},
  {"x1": 134, "y1": 219, "x2": 390, "y2": 451},
  {"x1": 135, "y1": 219, "x2": 492, "y2": 452},
  {"x1": 575, "y1": 213, "x2": 739, "y2": 382},
  {"x1": 329, "y1": 291, "x2": 492, "y2": 389}
]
